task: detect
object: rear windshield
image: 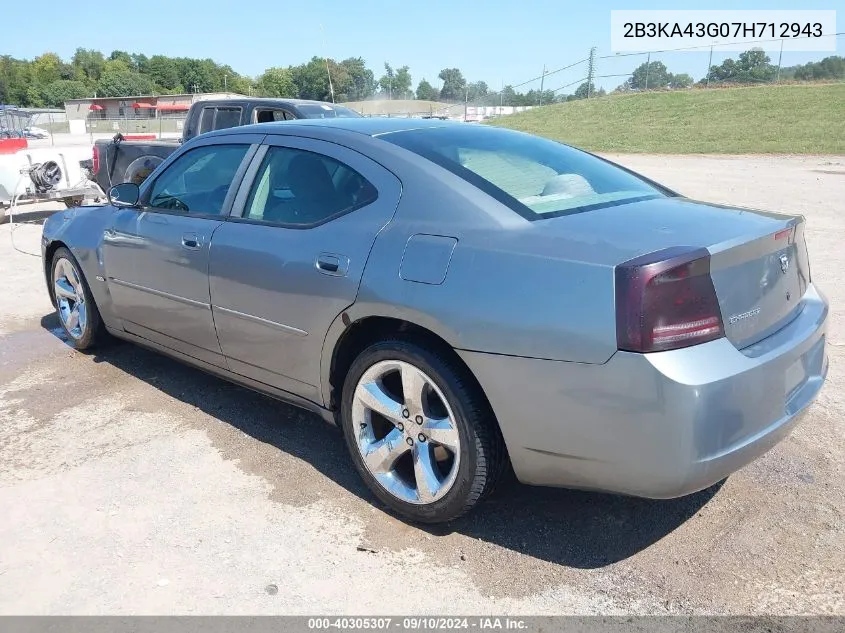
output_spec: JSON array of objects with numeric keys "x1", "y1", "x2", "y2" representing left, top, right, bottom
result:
[
  {"x1": 297, "y1": 104, "x2": 361, "y2": 118},
  {"x1": 381, "y1": 125, "x2": 665, "y2": 219}
]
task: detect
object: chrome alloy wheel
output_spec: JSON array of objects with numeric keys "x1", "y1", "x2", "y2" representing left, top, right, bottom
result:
[
  {"x1": 352, "y1": 360, "x2": 461, "y2": 505},
  {"x1": 53, "y1": 257, "x2": 88, "y2": 340}
]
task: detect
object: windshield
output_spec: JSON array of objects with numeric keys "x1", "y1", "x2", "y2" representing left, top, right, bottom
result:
[
  {"x1": 381, "y1": 125, "x2": 666, "y2": 219},
  {"x1": 297, "y1": 104, "x2": 361, "y2": 118}
]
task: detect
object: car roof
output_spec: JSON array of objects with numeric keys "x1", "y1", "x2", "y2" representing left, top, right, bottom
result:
[
  {"x1": 200, "y1": 98, "x2": 354, "y2": 108},
  {"x1": 201, "y1": 116, "x2": 458, "y2": 140}
]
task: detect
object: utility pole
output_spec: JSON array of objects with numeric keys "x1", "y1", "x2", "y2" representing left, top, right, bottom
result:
[
  {"x1": 538, "y1": 65, "x2": 546, "y2": 105},
  {"x1": 644, "y1": 52, "x2": 651, "y2": 91},
  {"x1": 586, "y1": 46, "x2": 597, "y2": 98},
  {"x1": 464, "y1": 85, "x2": 468, "y2": 122},
  {"x1": 776, "y1": 38, "x2": 784, "y2": 83},
  {"x1": 320, "y1": 23, "x2": 335, "y2": 103},
  {"x1": 706, "y1": 45, "x2": 714, "y2": 88},
  {"x1": 223, "y1": 73, "x2": 228, "y2": 92}
]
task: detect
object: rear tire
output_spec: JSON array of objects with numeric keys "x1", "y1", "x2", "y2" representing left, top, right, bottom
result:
[
  {"x1": 50, "y1": 247, "x2": 107, "y2": 350},
  {"x1": 340, "y1": 338, "x2": 506, "y2": 524}
]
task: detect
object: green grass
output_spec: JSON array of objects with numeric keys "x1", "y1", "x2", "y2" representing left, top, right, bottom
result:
[{"x1": 488, "y1": 83, "x2": 845, "y2": 154}]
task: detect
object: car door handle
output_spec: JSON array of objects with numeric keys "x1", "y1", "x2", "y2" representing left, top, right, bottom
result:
[
  {"x1": 315, "y1": 253, "x2": 349, "y2": 276},
  {"x1": 181, "y1": 233, "x2": 202, "y2": 250}
]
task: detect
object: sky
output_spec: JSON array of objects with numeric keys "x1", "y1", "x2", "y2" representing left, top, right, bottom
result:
[{"x1": 3, "y1": 1, "x2": 842, "y2": 94}]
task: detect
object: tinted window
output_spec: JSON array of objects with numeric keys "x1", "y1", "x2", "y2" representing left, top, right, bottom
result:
[
  {"x1": 147, "y1": 144, "x2": 249, "y2": 215},
  {"x1": 243, "y1": 146, "x2": 377, "y2": 226},
  {"x1": 199, "y1": 108, "x2": 215, "y2": 134},
  {"x1": 382, "y1": 125, "x2": 664, "y2": 219},
  {"x1": 255, "y1": 109, "x2": 290, "y2": 123},
  {"x1": 213, "y1": 107, "x2": 242, "y2": 130}
]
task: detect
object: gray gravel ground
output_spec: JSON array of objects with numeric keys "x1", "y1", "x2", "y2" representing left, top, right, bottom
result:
[{"x1": 0, "y1": 154, "x2": 842, "y2": 615}]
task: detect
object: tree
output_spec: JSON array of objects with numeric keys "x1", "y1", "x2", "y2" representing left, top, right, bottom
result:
[
  {"x1": 256, "y1": 67, "x2": 296, "y2": 98},
  {"x1": 791, "y1": 55, "x2": 845, "y2": 80},
  {"x1": 31, "y1": 53, "x2": 62, "y2": 85},
  {"x1": 500, "y1": 84, "x2": 518, "y2": 106},
  {"x1": 96, "y1": 71, "x2": 155, "y2": 97},
  {"x1": 290, "y1": 56, "x2": 344, "y2": 101},
  {"x1": 109, "y1": 50, "x2": 134, "y2": 67},
  {"x1": 707, "y1": 48, "x2": 776, "y2": 84},
  {"x1": 393, "y1": 66, "x2": 412, "y2": 99},
  {"x1": 378, "y1": 62, "x2": 395, "y2": 98},
  {"x1": 416, "y1": 78, "x2": 439, "y2": 101},
  {"x1": 41, "y1": 80, "x2": 90, "y2": 107},
  {"x1": 438, "y1": 68, "x2": 466, "y2": 102},
  {"x1": 669, "y1": 73, "x2": 693, "y2": 89},
  {"x1": 573, "y1": 81, "x2": 594, "y2": 99},
  {"x1": 340, "y1": 57, "x2": 376, "y2": 101},
  {"x1": 466, "y1": 80, "x2": 488, "y2": 102},
  {"x1": 71, "y1": 48, "x2": 105, "y2": 83},
  {"x1": 146, "y1": 55, "x2": 181, "y2": 92},
  {"x1": 629, "y1": 60, "x2": 671, "y2": 90}
]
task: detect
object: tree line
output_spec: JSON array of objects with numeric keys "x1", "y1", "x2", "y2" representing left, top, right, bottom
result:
[
  {"x1": 1, "y1": 47, "x2": 843, "y2": 110},
  {"x1": 617, "y1": 50, "x2": 845, "y2": 92}
]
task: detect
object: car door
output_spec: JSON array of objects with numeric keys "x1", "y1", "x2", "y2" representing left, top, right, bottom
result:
[
  {"x1": 208, "y1": 135, "x2": 402, "y2": 403},
  {"x1": 102, "y1": 135, "x2": 259, "y2": 367}
]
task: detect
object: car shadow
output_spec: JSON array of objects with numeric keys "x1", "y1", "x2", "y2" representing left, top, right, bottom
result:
[{"x1": 39, "y1": 313, "x2": 721, "y2": 569}]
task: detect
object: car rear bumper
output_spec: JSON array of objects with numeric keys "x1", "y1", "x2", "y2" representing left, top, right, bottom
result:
[{"x1": 458, "y1": 284, "x2": 829, "y2": 498}]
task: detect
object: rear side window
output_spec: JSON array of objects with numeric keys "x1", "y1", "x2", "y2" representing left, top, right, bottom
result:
[
  {"x1": 199, "y1": 108, "x2": 215, "y2": 134},
  {"x1": 255, "y1": 109, "x2": 296, "y2": 123},
  {"x1": 213, "y1": 107, "x2": 242, "y2": 130},
  {"x1": 381, "y1": 125, "x2": 664, "y2": 219},
  {"x1": 242, "y1": 146, "x2": 377, "y2": 227},
  {"x1": 198, "y1": 106, "x2": 243, "y2": 134}
]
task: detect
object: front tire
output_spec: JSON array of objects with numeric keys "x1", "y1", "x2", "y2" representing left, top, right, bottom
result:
[
  {"x1": 50, "y1": 247, "x2": 106, "y2": 350},
  {"x1": 340, "y1": 339, "x2": 506, "y2": 524}
]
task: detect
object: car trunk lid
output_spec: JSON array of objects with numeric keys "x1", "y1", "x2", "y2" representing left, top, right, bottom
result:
[
  {"x1": 524, "y1": 196, "x2": 810, "y2": 350},
  {"x1": 709, "y1": 218, "x2": 809, "y2": 349}
]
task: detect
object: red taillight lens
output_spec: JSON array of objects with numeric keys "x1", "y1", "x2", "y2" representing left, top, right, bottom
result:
[
  {"x1": 615, "y1": 246, "x2": 725, "y2": 353},
  {"x1": 92, "y1": 145, "x2": 100, "y2": 175}
]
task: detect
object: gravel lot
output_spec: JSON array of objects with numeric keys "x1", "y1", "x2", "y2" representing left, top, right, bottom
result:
[{"x1": 0, "y1": 154, "x2": 842, "y2": 615}]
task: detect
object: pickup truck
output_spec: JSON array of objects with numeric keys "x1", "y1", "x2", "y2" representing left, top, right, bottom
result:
[{"x1": 91, "y1": 98, "x2": 361, "y2": 193}]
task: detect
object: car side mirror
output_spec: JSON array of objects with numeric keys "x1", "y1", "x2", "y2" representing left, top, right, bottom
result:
[{"x1": 108, "y1": 182, "x2": 141, "y2": 208}]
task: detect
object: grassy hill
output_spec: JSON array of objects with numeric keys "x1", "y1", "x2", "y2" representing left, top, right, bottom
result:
[{"x1": 488, "y1": 83, "x2": 845, "y2": 154}]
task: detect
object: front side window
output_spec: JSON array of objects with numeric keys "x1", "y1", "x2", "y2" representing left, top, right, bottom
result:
[
  {"x1": 381, "y1": 125, "x2": 665, "y2": 219},
  {"x1": 146, "y1": 144, "x2": 249, "y2": 215},
  {"x1": 243, "y1": 146, "x2": 377, "y2": 226}
]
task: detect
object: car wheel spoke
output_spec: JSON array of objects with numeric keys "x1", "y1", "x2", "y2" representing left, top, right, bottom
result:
[
  {"x1": 65, "y1": 306, "x2": 79, "y2": 331},
  {"x1": 423, "y1": 417, "x2": 459, "y2": 451},
  {"x1": 356, "y1": 380, "x2": 404, "y2": 424},
  {"x1": 413, "y1": 444, "x2": 441, "y2": 503},
  {"x1": 363, "y1": 428, "x2": 408, "y2": 474},
  {"x1": 54, "y1": 278, "x2": 76, "y2": 300},
  {"x1": 401, "y1": 364, "x2": 428, "y2": 413}
]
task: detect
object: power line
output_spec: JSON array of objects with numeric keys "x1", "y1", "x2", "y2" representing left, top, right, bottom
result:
[
  {"x1": 511, "y1": 57, "x2": 590, "y2": 89},
  {"x1": 598, "y1": 30, "x2": 845, "y2": 59}
]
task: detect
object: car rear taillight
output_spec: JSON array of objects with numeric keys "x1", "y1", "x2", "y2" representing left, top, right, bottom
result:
[
  {"x1": 92, "y1": 145, "x2": 100, "y2": 175},
  {"x1": 615, "y1": 246, "x2": 724, "y2": 353}
]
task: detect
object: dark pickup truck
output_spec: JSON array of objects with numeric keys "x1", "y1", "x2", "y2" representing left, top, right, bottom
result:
[{"x1": 92, "y1": 98, "x2": 360, "y2": 193}]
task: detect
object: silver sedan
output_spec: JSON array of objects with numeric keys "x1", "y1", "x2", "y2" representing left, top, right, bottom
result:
[{"x1": 41, "y1": 118, "x2": 829, "y2": 523}]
